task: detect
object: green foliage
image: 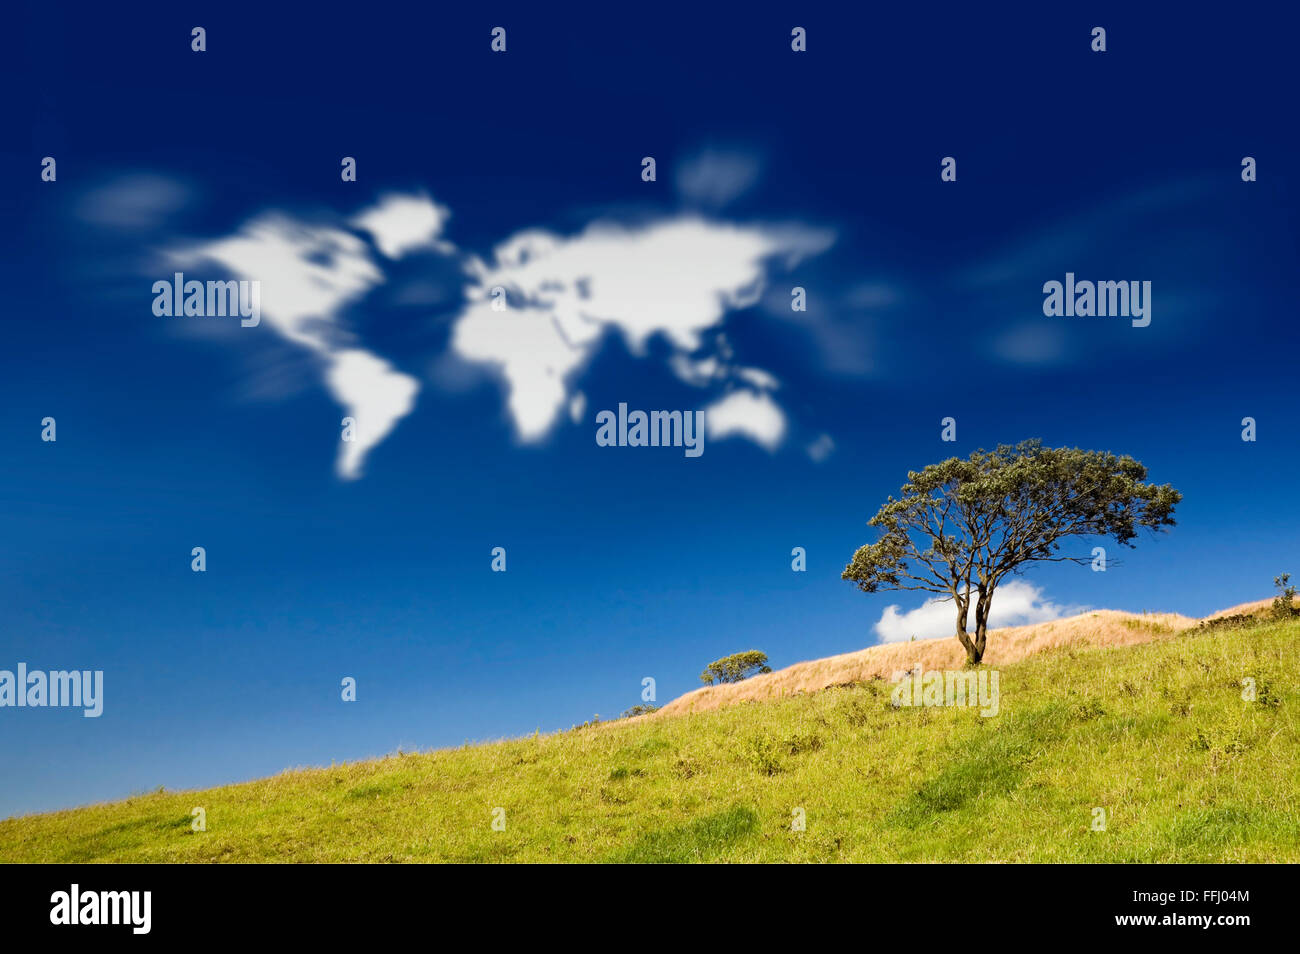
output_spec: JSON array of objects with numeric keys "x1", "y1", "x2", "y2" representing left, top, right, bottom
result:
[
  {"x1": 1254, "y1": 679, "x2": 1281, "y2": 710},
  {"x1": 736, "y1": 730, "x2": 823, "y2": 775},
  {"x1": 738, "y1": 735, "x2": 784, "y2": 775},
  {"x1": 700, "y1": 650, "x2": 772, "y2": 686},
  {"x1": 1196, "y1": 613, "x2": 1255, "y2": 632},
  {"x1": 781, "y1": 731, "x2": 824, "y2": 755},
  {"x1": 1271, "y1": 573, "x2": 1297, "y2": 620}
]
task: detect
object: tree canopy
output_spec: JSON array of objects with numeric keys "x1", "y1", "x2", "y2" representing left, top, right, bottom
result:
[{"x1": 700, "y1": 651, "x2": 773, "y2": 686}]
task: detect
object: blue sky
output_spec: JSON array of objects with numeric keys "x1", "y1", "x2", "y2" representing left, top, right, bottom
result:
[{"x1": 2, "y1": 2, "x2": 1297, "y2": 818}]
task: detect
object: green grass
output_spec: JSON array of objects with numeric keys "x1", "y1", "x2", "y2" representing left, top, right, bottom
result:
[{"x1": 2, "y1": 617, "x2": 1297, "y2": 863}]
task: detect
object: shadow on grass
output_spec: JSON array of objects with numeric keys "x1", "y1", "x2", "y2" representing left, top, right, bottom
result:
[
  {"x1": 605, "y1": 805, "x2": 759, "y2": 863},
  {"x1": 888, "y1": 703, "x2": 1070, "y2": 829},
  {"x1": 56, "y1": 813, "x2": 193, "y2": 862},
  {"x1": 1166, "y1": 807, "x2": 1300, "y2": 849}
]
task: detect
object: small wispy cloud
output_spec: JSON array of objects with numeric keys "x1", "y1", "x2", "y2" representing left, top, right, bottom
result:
[
  {"x1": 806, "y1": 433, "x2": 834, "y2": 463},
  {"x1": 675, "y1": 148, "x2": 762, "y2": 208},
  {"x1": 760, "y1": 277, "x2": 894, "y2": 377},
  {"x1": 957, "y1": 177, "x2": 1224, "y2": 368},
  {"x1": 993, "y1": 322, "x2": 1069, "y2": 366},
  {"x1": 78, "y1": 174, "x2": 193, "y2": 230}
]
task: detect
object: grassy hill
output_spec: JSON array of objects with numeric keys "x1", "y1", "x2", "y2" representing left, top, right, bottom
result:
[{"x1": 1, "y1": 609, "x2": 1296, "y2": 863}]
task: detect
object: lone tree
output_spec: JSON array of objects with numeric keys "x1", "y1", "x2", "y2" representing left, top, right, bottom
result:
[
  {"x1": 842, "y1": 441, "x2": 1181, "y2": 665},
  {"x1": 701, "y1": 651, "x2": 772, "y2": 686}
]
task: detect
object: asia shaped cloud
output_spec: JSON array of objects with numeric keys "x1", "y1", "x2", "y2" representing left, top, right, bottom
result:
[
  {"x1": 171, "y1": 210, "x2": 422, "y2": 480},
  {"x1": 450, "y1": 216, "x2": 832, "y2": 444},
  {"x1": 873, "y1": 580, "x2": 1080, "y2": 643}
]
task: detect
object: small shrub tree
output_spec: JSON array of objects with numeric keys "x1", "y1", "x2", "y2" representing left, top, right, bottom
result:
[
  {"x1": 700, "y1": 650, "x2": 772, "y2": 686},
  {"x1": 620, "y1": 704, "x2": 660, "y2": 718},
  {"x1": 1272, "y1": 573, "x2": 1297, "y2": 619}
]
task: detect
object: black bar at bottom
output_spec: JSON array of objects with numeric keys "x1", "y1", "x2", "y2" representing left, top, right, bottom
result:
[{"x1": 0, "y1": 863, "x2": 1283, "y2": 940}]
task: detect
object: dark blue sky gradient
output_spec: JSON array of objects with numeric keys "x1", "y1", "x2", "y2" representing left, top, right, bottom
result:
[{"x1": 1, "y1": 2, "x2": 1296, "y2": 817}]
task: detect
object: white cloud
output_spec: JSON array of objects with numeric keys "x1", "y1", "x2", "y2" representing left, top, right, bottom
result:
[
  {"x1": 327, "y1": 349, "x2": 419, "y2": 479},
  {"x1": 873, "y1": 580, "x2": 1080, "y2": 643},
  {"x1": 668, "y1": 354, "x2": 722, "y2": 387},
  {"x1": 451, "y1": 216, "x2": 830, "y2": 444},
  {"x1": 704, "y1": 389, "x2": 786, "y2": 451},
  {"x1": 568, "y1": 391, "x2": 587, "y2": 424},
  {"x1": 172, "y1": 210, "x2": 420, "y2": 480},
  {"x1": 670, "y1": 357, "x2": 779, "y2": 392},
  {"x1": 450, "y1": 296, "x2": 596, "y2": 441},
  {"x1": 350, "y1": 193, "x2": 451, "y2": 259},
  {"x1": 735, "y1": 366, "x2": 780, "y2": 391}
]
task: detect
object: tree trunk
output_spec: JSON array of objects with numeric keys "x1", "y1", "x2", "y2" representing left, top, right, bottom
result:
[
  {"x1": 971, "y1": 589, "x2": 992, "y2": 664},
  {"x1": 953, "y1": 593, "x2": 978, "y2": 664}
]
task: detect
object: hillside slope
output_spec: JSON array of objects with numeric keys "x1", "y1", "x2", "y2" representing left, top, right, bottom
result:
[
  {"x1": 0, "y1": 606, "x2": 1295, "y2": 863},
  {"x1": 659, "y1": 609, "x2": 1185, "y2": 717},
  {"x1": 655, "y1": 599, "x2": 1277, "y2": 717}
]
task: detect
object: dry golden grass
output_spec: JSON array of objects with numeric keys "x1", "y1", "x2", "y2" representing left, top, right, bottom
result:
[
  {"x1": 652, "y1": 599, "x2": 1270, "y2": 718},
  {"x1": 1202, "y1": 597, "x2": 1275, "y2": 619}
]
